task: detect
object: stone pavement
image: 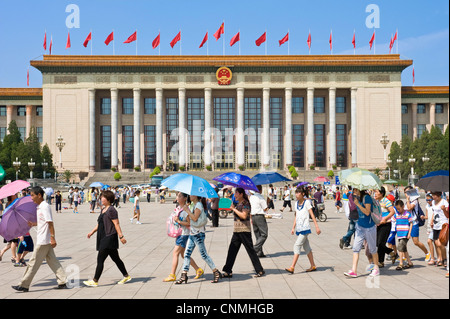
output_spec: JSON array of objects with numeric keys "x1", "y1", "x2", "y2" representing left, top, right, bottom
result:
[{"x1": 0, "y1": 197, "x2": 448, "y2": 300}]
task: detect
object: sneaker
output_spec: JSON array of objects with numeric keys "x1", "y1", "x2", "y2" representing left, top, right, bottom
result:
[
  {"x1": 83, "y1": 280, "x2": 98, "y2": 287},
  {"x1": 370, "y1": 268, "x2": 380, "y2": 277},
  {"x1": 344, "y1": 270, "x2": 357, "y2": 278},
  {"x1": 130, "y1": 218, "x2": 134, "y2": 223},
  {"x1": 365, "y1": 263, "x2": 375, "y2": 273},
  {"x1": 117, "y1": 276, "x2": 132, "y2": 285},
  {"x1": 425, "y1": 252, "x2": 431, "y2": 262},
  {"x1": 344, "y1": 245, "x2": 353, "y2": 250},
  {"x1": 339, "y1": 238, "x2": 344, "y2": 249},
  {"x1": 136, "y1": 221, "x2": 142, "y2": 225}
]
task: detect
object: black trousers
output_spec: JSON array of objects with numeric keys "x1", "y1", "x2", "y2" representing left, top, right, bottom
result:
[
  {"x1": 223, "y1": 232, "x2": 264, "y2": 274},
  {"x1": 377, "y1": 222, "x2": 393, "y2": 263},
  {"x1": 211, "y1": 209, "x2": 219, "y2": 227},
  {"x1": 94, "y1": 249, "x2": 128, "y2": 281}
]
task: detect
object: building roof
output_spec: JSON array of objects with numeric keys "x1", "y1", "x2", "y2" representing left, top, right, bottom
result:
[
  {"x1": 30, "y1": 54, "x2": 413, "y2": 74},
  {"x1": 0, "y1": 88, "x2": 43, "y2": 101},
  {"x1": 401, "y1": 86, "x2": 449, "y2": 99}
]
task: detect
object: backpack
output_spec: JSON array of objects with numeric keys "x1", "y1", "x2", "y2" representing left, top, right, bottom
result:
[
  {"x1": 167, "y1": 207, "x2": 183, "y2": 238},
  {"x1": 415, "y1": 201, "x2": 425, "y2": 227},
  {"x1": 190, "y1": 203, "x2": 208, "y2": 228},
  {"x1": 370, "y1": 197, "x2": 383, "y2": 226}
]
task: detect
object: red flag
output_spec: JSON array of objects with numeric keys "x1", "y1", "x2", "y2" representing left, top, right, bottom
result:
[
  {"x1": 170, "y1": 31, "x2": 181, "y2": 48},
  {"x1": 329, "y1": 30, "x2": 332, "y2": 51},
  {"x1": 389, "y1": 36, "x2": 394, "y2": 53},
  {"x1": 105, "y1": 31, "x2": 114, "y2": 45},
  {"x1": 352, "y1": 31, "x2": 356, "y2": 49},
  {"x1": 124, "y1": 31, "x2": 137, "y2": 44},
  {"x1": 412, "y1": 66, "x2": 415, "y2": 84},
  {"x1": 255, "y1": 32, "x2": 266, "y2": 46},
  {"x1": 199, "y1": 32, "x2": 208, "y2": 48},
  {"x1": 213, "y1": 23, "x2": 224, "y2": 41},
  {"x1": 49, "y1": 36, "x2": 52, "y2": 55},
  {"x1": 279, "y1": 32, "x2": 289, "y2": 46},
  {"x1": 230, "y1": 32, "x2": 240, "y2": 47},
  {"x1": 152, "y1": 33, "x2": 160, "y2": 49},
  {"x1": 66, "y1": 31, "x2": 71, "y2": 49},
  {"x1": 393, "y1": 31, "x2": 397, "y2": 41},
  {"x1": 369, "y1": 30, "x2": 375, "y2": 50},
  {"x1": 83, "y1": 32, "x2": 92, "y2": 48},
  {"x1": 307, "y1": 31, "x2": 311, "y2": 50},
  {"x1": 43, "y1": 31, "x2": 47, "y2": 50},
  {"x1": 27, "y1": 69, "x2": 29, "y2": 87}
]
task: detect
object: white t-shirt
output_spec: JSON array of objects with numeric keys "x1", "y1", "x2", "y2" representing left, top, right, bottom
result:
[
  {"x1": 178, "y1": 210, "x2": 190, "y2": 236},
  {"x1": 432, "y1": 199, "x2": 449, "y2": 230},
  {"x1": 284, "y1": 190, "x2": 291, "y2": 201},
  {"x1": 250, "y1": 193, "x2": 267, "y2": 215},
  {"x1": 36, "y1": 201, "x2": 53, "y2": 245},
  {"x1": 295, "y1": 199, "x2": 313, "y2": 233},
  {"x1": 190, "y1": 202, "x2": 206, "y2": 235}
]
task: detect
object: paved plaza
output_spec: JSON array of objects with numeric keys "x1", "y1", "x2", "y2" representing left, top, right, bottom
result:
[{"x1": 0, "y1": 196, "x2": 448, "y2": 300}]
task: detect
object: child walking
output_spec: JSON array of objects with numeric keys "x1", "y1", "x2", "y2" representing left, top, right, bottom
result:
[
  {"x1": 392, "y1": 200, "x2": 414, "y2": 270},
  {"x1": 130, "y1": 190, "x2": 141, "y2": 224}
]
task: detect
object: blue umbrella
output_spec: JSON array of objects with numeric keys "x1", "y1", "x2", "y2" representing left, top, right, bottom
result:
[
  {"x1": 251, "y1": 172, "x2": 292, "y2": 185},
  {"x1": 0, "y1": 196, "x2": 37, "y2": 241},
  {"x1": 89, "y1": 182, "x2": 104, "y2": 188},
  {"x1": 213, "y1": 172, "x2": 258, "y2": 192},
  {"x1": 416, "y1": 170, "x2": 449, "y2": 192},
  {"x1": 161, "y1": 173, "x2": 218, "y2": 198},
  {"x1": 101, "y1": 184, "x2": 110, "y2": 190}
]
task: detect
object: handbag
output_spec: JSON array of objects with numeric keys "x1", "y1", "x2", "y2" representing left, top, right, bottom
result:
[
  {"x1": 371, "y1": 198, "x2": 383, "y2": 226},
  {"x1": 439, "y1": 223, "x2": 449, "y2": 246}
]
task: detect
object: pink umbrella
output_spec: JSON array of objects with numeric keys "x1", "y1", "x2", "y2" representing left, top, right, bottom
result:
[
  {"x1": 314, "y1": 176, "x2": 330, "y2": 183},
  {"x1": 0, "y1": 180, "x2": 31, "y2": 200}
]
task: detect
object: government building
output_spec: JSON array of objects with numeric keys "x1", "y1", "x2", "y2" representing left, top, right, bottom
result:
[{"x1": 0, "y1": 55, "x2": 448, "y2": 176}]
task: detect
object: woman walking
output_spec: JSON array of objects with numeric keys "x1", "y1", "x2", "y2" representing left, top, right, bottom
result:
[
  {"x1": 176, "y1": 195, "x2": 221, "y2": 284},
  {"x1": 285, "y1": 186, "x2": 321, "y2": 274},
  {"x1": 83, "y1": 190, "x2": 131, "y2": 287},
  {"x1": 222, "y1": 188, "x2": 265, "y2": 278}
]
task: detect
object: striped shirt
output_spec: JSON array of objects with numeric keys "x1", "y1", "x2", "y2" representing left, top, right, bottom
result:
[
  {"x1": 379, "y1": 197, "x2": 393, "y2": 220},
  {"x1": 391, "y1": 209, "x2": 413, "y2": 239}
]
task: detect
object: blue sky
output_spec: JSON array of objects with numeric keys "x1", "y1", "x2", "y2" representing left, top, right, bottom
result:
[{"x1": 0, "y1": 0, "x2": 448, "y2": 87}]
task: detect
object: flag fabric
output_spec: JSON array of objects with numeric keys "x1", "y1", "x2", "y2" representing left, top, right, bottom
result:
[
  {"x1": 255, "y1": 32, "x2": 266, "y2": 46},
  {"x1": 83, "y1": 32, "x2": 92, "y2": 48},
  {"x1": 43, "y1": 31, "x2": 47, "y2": 50},
  {"x1": 152, "y1": 33, "x2": 160, "y2": 49},
  {"x1": 352, "y1": 31, "x2": 356, "y2": 49},
  {"x1": 170, "y1": 31, "x2": 181, "y2": 48},
  {"x1": 279, "y1": 32, "x2": 289, "y2": 46},
  {"x1": 105, "y1": 31, "x2": 114, "y2": 45},
  {"x1": 393, "y1": 31, "x2": 397, "y2": 42},
  {"x1": 230, "y1": 32, "x2": 240, "y2": 47},
  {"x1": 66, "y1": 31, "x2": 71, "y2": 49},
  {"x1": 213, "y1": 23, "x2": 224, "y2": 41},
  {"x1": 199, "y1": 32, "x2": 208, "y2": 48},
  {"x1": 307, "y1": 31, "x2": 311, "y2": 50},
  {"x1": 369, "y1": 30, "x2": 375, "y2": 50},
  {"x1": 49, "y1": 36, "x2": 52, "y2": 55},
  {"x1": 412, "y1": 65, "x2": 415, "y2": 84},
  {"x1": 389, "y1": 35, "x2": 394, "y2": 53},
  {"x1": 329, "y1": 30, "x2": 332, "y2": 51},
  {"x1": 124, "y1": 31, "x2": 137, "y2": 44}
]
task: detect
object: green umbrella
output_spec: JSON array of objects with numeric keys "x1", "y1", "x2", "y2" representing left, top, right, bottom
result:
[
  {"x1": 338, "y1": 167, "x2": 361, "y2": 182},
  {"x1": 384, "y1": 179, "x2": 398, "y2": 184},
  {"x1": 339, "y1": 168, "x2": 382, "y2": 190}
]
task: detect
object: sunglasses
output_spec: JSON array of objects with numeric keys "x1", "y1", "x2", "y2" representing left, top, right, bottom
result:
[{"x1": 426, "y1": 199, "x2": 432, "y2": 201}]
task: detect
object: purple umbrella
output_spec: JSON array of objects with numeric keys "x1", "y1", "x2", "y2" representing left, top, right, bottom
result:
[
  {"x1": 0, "y1": 196, "x2": 37, "y2": 241},
  {"x1": 213, "y1": 172, "x2": 259, "y2": 192},
  {"x1": 297, "y1": 182, "x2": 309, "y2": 187}
]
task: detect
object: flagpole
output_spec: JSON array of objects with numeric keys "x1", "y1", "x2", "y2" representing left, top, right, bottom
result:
[
  {"x1": 223, "y1": 20, "x2": 225, "y2": 56},
  {"x1": 374, "y1": 28, "x2": 376, "y2": 55},
  {"x1": 330, "y1": 29, "x2": 332, "y2": 55},
  {"x1": 207, "y1": 29, "x2": 209, "y2": 56},
  {"x1": 91, "y1": 29, "x2": 93, "y2": 56},
  {"x1": 288, "y1": 29, "x2": 290, "y2": 55},
  {"x1": 396, "y1": 28, "x2": 398, "y2": 54},
  {"x1": 238, "y1": 29, "x2": 241, "y2": 56},
  {"x1": 180, "y1": 29, "x2": 182, "y2": 56},
  {"x1": 265, "y1": 29, "x2": 267, "y2": 56},
  {"x1": 113, "y1": 29, "x2": 115, "y2": 56},
  {"x1": 136, "y1": 29, "x2": 138, "y2": 56},
  {"x1": 353, "y1": 29, "x2": 356, "y2": 55},
  {"x1": 159, "y1": 29, "x2": 161, "y2": 56}
]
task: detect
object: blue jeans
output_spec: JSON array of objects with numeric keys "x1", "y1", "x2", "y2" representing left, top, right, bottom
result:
[
  {"x1": 343, "y1": 219, "x2": 356, "y2": 245},
  {"x1": 182, "y1": 232, "x2": 216, "y2": 272}
]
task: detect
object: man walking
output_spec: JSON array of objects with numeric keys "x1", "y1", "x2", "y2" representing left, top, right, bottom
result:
[
  {"x1": 12, "y1": 186, "x2": 67, "y2": 292},
  {"x1": 250, "y1": 185, "x2": 269, "y2": 257}
]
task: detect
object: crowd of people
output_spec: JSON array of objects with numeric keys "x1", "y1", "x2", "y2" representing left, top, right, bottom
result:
[{"x1": 0, "y1": 180, "x2": 448, "y2": 293}]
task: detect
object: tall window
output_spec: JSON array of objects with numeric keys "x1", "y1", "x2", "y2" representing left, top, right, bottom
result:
[
  {"x1": 435, "y1": 104, "x2": 444, "y2": 114},
  {"x1": 417, "y1": 124, "x2": 426, "y2": 139},
  {"x1": 36, "y1": 127, "x2": 43, "y2": 143},
  {"x1": 314, "y1": 97, "x2": 325, "y2": 113},
  {"x1": 36, "y1": 106, "x2": 43, "y2": 116},
  {"x1": 336, "y1": 124, "x2": 347, "y2": 167},
  {"x1": 270, "y1": 97, "x2": 283, "y2": 169},
  {"x1": 0, "y1": 106, "x2": 6, "y2": 116},
  {"x1": 144, "y1": 98, "x2": 156, "y2": 114},
  {"x1": 336, "y1": 97, "x2": 346, "y2": 113},
  {"x1": 292, "y1": 97, "x2": 304, "y2": 113},
  {"x1": 122, "y1": 98, "x2": 134, "y2": 115},
  {"x1": 166, "y1": 98, "x2": 179, "y2": 167},
  {"x1": 0, "y1": 127, "x2": 6, "y2": 142},
  {"x1": 101, "y1": 98, "x2": 111, "y2": 115},
  {"x1": 17, "y1": 106, "x2": 26, "y2": 116},
  {"x1": 188, "y1": 97, "x2": 205, "y2": 169},
  {"x1": 244, "y1": 97, "x2": 261, "y2": 168},
  {"x1": 417, "y1": 104, "x2": 426, "y2": 114},
  {"x1": 314, "y1": 124, "x2": 326, "y2": 167},
  {"x1": 144, "y1": 125, "x2": 156, "y2": 169},
  {"x1": 292, "y1": 124, "x2": 305, "y2": 168},
  {"x1": 401, "y1": 104, "x2": 408, "y2": 114},
  {"x1": 402, "y1": 124, "x2": 408, "y2": 137},
  {"x1": 214, "y1": 97, "x2": 235, "y2": 169},
  {"x1": 122, "y1": 125, "x2": 133, "y2": 169},
  {"x1": 100, "y1": 126, "x2": 111, "y2": 169}
]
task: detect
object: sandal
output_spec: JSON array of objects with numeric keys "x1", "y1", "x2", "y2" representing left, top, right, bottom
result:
[
  {"x1": 437, "y1": 261, "x2": 443, "y2": 267},
  {"x1": 428, "y1": 259, "x2": 436, "y2": 265},
  {"x1": 211, "y1": 269, "x2": 222, "y2": 283},
  {"x1": 194, "y1": 268, "x2": 204, "y2": 279},
  {"x1": 306, "y1": 266, "x2": 317, "y2": 272},
  {"x1": 396, "y1": 265, "x2": 403, "y2": 271},
  {"x1": 284, "y1": 267, "x2": 295, "y2": 274}
]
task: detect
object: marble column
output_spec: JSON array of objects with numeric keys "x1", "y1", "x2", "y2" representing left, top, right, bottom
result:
[
  {"x1": 88, "y1": 88, "x2": 96, "y2": 172},
  {"x1": 133, "y1": 88, "x2": 141, "y2": 169},
  {"x1": 429, "y1": 103, "x2": 436, "y2": 130},
  {"x1": 25, "y1": 105, "x2": 33, "y2": 139},
  {"x1": 307, "y1": 88, "x2": 315, "y2": 167},
  {"x1": 262, "y1": 88, "x2": 270, "y2": 167},
  {"x1": 236, "y1": 88, "x2": 245, "y2": 167},
  {"x1": 351, "y1": 87, "x2": 357, "y2": 167},
  {"x1": 111, "y1": 88, "x2": 118, "y2": 170},
  {"x1": 329, "y1": 87, "x2": 336, "y2": 167},
  {"x1": 411, "y1": 102, "x2": 418, "y2": 140},
  {"x1": 6, "y1": 105, "x2": 13, "y2": 131},
  {"x1": 204, "y1": 88, "x2": 212, "y2": 167},
  {"x1": 156, "y1": 88, "x2": 163, "y2": 167},
  {"x1": 284, "y1": 88, "x2": 293, "y2": 167},
  {"x1": 178, "y1": 88, "x2": 186, "y2": 168}
]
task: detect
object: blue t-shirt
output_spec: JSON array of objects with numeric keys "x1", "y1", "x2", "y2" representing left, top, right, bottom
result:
[{"x1": 357, "y1": 194, "x2": 375, "y2": 228}]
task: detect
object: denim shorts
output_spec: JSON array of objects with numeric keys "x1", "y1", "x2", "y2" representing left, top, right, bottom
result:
[
  {"x1": 175, "y1": 235, "x2": 189, "y2": 248},
  {"x1": 411, "y1": 224, "x2": 420, "y2": 238}
]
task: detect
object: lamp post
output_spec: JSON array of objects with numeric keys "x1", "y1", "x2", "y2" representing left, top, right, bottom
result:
[
  {"x1": 408, "y1": 154, "x2": 418, "y2": 186},
  {"x1": 422, "y1": 153, "x2": 430, "y2": 174},
  {"x1": 28, "y1": 158, "x2": 35, "y2": 179},
  {"x1": 386, "y1": 157, "x2": 392, "y2": 180},
  {"x1": 397, "y1": 158, "x2": 403, "y2": 180},
  {"x1": 56, "y1": 135, "x2": 65, "y2": 169},
  {"x1": 13, "y1": 157, "x2": 21, "y2": 180},
  {"x1": 42, "y1": 161, "x2": 48, "y2": 179},
  {"x1": 380, "y1": 132, "x2": 389, "y2": 161}
]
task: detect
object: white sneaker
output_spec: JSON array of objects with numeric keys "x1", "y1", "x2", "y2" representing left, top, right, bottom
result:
[
  {"x1": 130, "y1": 218, "x2": 134, "y2": 223},
  {"x1": 136, "y1": 221, "x2": 142, "y2": 225}
]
